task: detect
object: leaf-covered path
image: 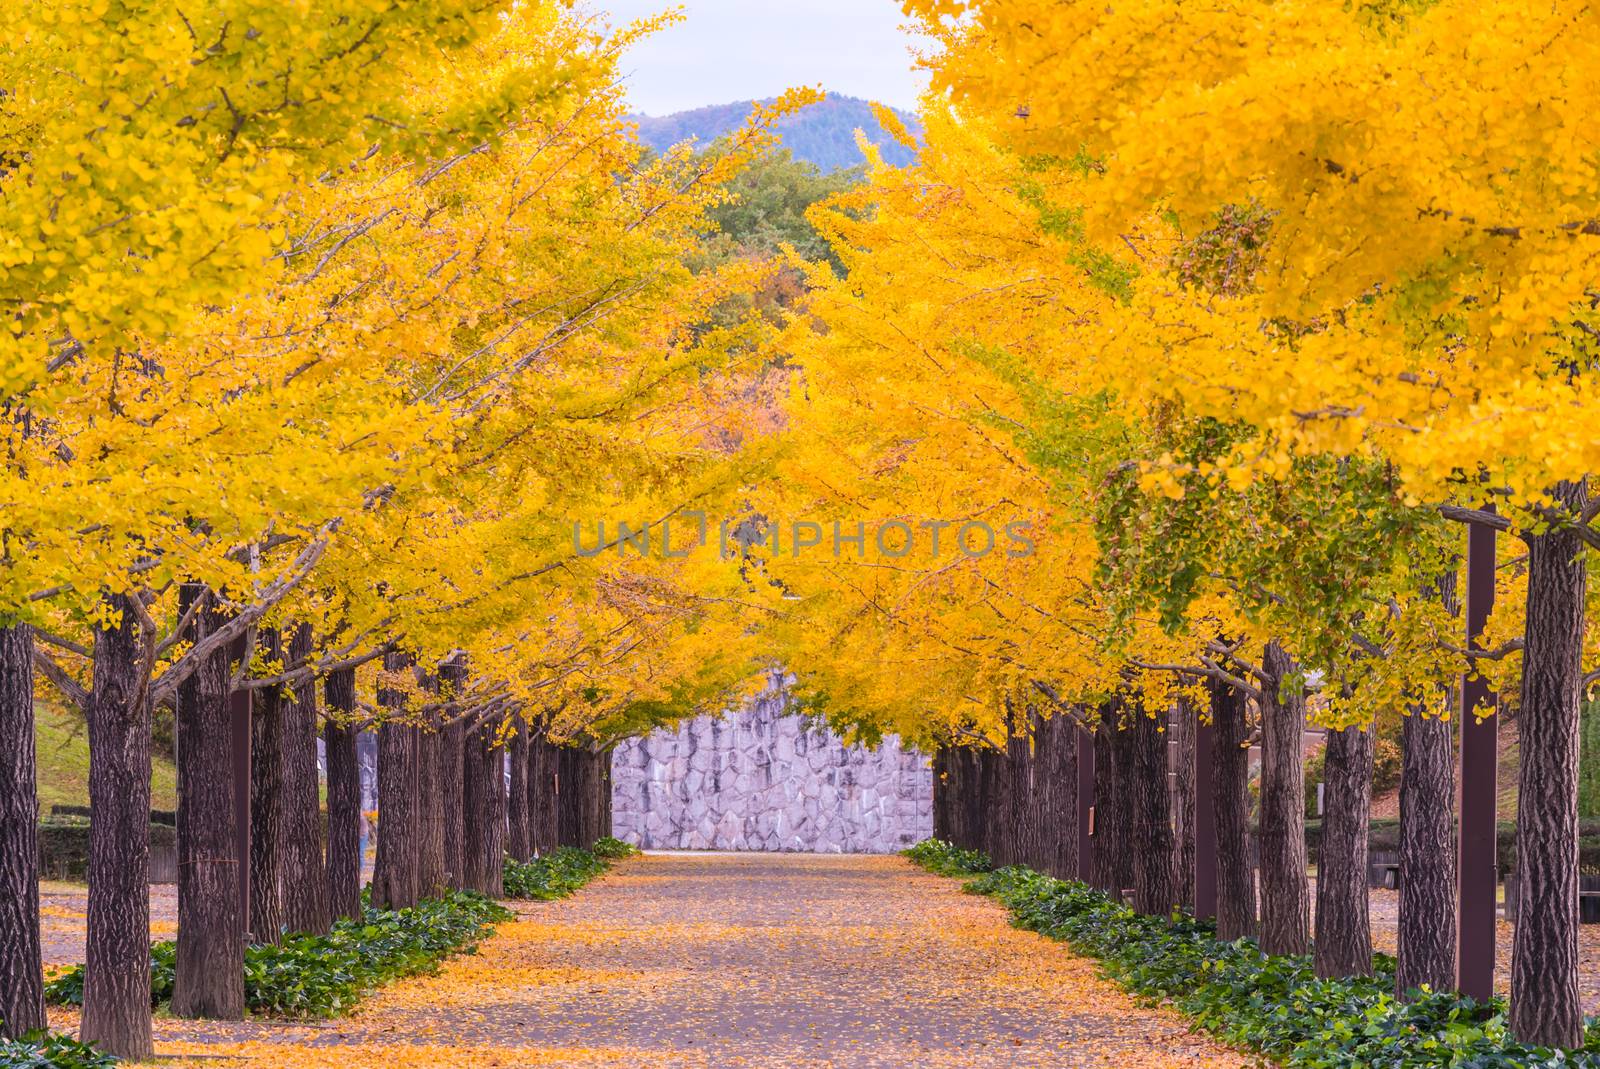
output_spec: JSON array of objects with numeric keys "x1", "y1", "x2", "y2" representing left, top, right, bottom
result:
[{"x1": 149, "y1": 853, "x2": 1250, "y2": 1068}]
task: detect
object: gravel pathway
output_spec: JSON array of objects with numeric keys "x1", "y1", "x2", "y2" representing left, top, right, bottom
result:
[{"x1": 129, "y1": 852, "x2": 1250, "y2": 1068}]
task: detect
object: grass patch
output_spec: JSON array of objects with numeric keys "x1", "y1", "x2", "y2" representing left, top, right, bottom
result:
[
  {"x1": 906, "y1": 839, "x2": 1600, "y2": 1068},
  {"x1": 33, "y1": 701, "x2": 176, "y2": 812}
]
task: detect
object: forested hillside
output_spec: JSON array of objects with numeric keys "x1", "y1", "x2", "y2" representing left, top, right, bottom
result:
[{"x1": 632, "y1": 93, "x2": 919, "y2": 170}]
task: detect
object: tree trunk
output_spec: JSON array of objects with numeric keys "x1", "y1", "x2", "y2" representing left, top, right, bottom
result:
[
  {"x1": 578, "y1": 747, "x2": 603, "y2": 847},
  {"x1": 1172, "y1": 698, "x2": 1197, "y2": 911},
  {"x1": 279, "y1": 623, "x2": 329, "y2": 935},
  {"x1": 932, "y1": 746, "x2": 951, "y2": 841},
  {"x1": 556, "y1": 744, "x2": 582, "y2": 848},
  {"x1": 1092, "y1": 707, "x2": 1134, "y2": 897},
  {"x1": 323, "y1": 667, "x2": 362, "y2": 922},
  {"x1": 248, "y1": 627, "x2": 286, "y2": 945},
  {"x1": 371, "y1": 650, "x2": 418, "y2": 911},
  {"x1": 442, "y1": 720, "x2": 465, "y2": 888},
  {"x1": 173, "y1": 584, "x2": 245, "y2": 1019},
  {"x1": 508, "y1": 724, "x2": 532, "y2": 861},
  {"x1": 1258, "y1": 641, "x2": 1310, "y2": 956},
  {"x1": 462, "y1": 719, "x2": 499, "y2": 892},
  {"x1": 528, "y1": 722, "x2": 558, "y2": 856},
  {"x1": 1042, "y1": 714, "x2": 1078, "y2": 880},
  {"x1": 81, "y1": 592, "x2": 154, "y2": 1060},
  {"x1": 0, "y1": 624, "x2": 44, "y2": 1039},
  {"x1": 595, "y1": 748, "x2": 604, "y2": 838},
  {"x1": 414, "y1": 719, "x2": 446, "y2": 899},
  {"x1": 1210, "y1": 676, "x2": 1255, "y2": 941},
  {"x1": 1131, "y1": 700, "x2": 1175, "y2": 917},
  {"x1": 439, "y1": 658, "x2": 467, "y2": 886},
  {"x1": 1397, "y1": 706, "x2": 1456, "y2": 997},
  {"x1": 1510, "y1": 479, "x2": 1588, "y2": 1048},
  {"x1": 1315, "y1": 721, "x2": 1374, "y2": 978}
]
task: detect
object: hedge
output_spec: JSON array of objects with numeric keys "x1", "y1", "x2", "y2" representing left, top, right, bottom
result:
[
  {"x1": 501, "y1": 837, "x2": 637, "y2": 900},
  {"x1": 906, "y1": 839, "x2": 1600, "y2": 1068},
  {"x1": 45, "y1": 890, "x2": 510, "y2": 1018}
]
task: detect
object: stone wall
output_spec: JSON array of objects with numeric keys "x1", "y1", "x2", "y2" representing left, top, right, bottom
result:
[{"x1": 611, "y1": 674, "x2": 933, "y2": 853}]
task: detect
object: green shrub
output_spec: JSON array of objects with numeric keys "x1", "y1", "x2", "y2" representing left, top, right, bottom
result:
[
  {"x1": 45, "y1": 891, "x2": 509, "y2": 1018},
  {"x1": 591, "y1": 837, "x2": 640, "y2": 860},
  {"x1": 502, "y1": 840, "x2": 634, "y2": 900},
  {"x1": 903, "y1": 839, "x2": 993, "y2": 876},
  {"x1": 0, "y1": 1031, "x2": 116, "y2": 1069},
  {"x1": 907, "y1": 839, "x2": 1600, "y2": 1068}
]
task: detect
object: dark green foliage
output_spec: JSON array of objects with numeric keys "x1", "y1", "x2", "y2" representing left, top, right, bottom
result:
[
  {"x1": 903, "y1": 839, "x2": 993, "y2": 877},
  {"x1": 590, "y1": 837, "x2": 640, "y2": 861},
  {"x1": 0, "y1": 1032, "x2": 116, "y2": 1069},
  {"x1": 908, "y1": 839, "x2": 1600, "y2": 1067},
  {"x1": 703, "y1": 150, "x2": 862, "y2": 266},
  {"x1": 45, "y1": 892, "x2": 510, "y2": 1018},
  {"x1": 502, "y1": 840, "x2": 635, "y2": 900}
]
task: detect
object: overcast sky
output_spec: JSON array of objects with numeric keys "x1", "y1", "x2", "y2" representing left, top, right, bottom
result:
[{"x1": 585, "y1": 1, "x2": 929, "y2": 115}]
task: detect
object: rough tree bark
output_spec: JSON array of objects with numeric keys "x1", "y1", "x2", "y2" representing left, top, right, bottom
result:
[
  {"x1": 248, "y1": 627, "x2": 286, "y2": 945},
  {"x1": 1510, "y1": 479, "x2": 1588, "y2": 1048},
  {"x1": 1210, "y1": 676, "x2": 1256, "y2": 941},
  {"x1": 1091, "y1": 706, "x2": 1135, "y2": 898},
  {"x1": 439, "y1": 658, "x2": 467, "y2": 886},
  {"x1": 1171, "y1": 698, "x2": 1197, "y2": 911},
  {"x1": 932, "y1": 746, "x2": 951, "y2": 841},
  {"x1": 462, "y1": 718, "x2": 499, "y2": 892},
  {"x1": 577, "y1": 746, "x2": 603, "y2": 847},
  {"x1": 1042, "y1": 714, "x2": 1078, "y2": 880},
  {"x1": 414, "y1": 712, "x2": 446, "y2": 900},
  {"x1": 1131, "y1": 700, "x2": 1175, "y2": 917},
  {"x1": 486, "y1": 736, "x2": 506, "y2": 895},
  {"x1": 528, "y1": 720, "x2": 558, "y2": 856},
  {"x1": 173, "y1": 584, "x2": 245, "y2": 1020},
  {"x1": 279, "y1": 623, "x2": 330, "y2": 935},
  {"x1": 941, "y1": 746, "x2": 967, "y2": 851},
  {"x1": 323, "y1": 667, "x2": 362, "y2": 921},
  {"x1": 1008, "y1": 708, "x2": 1047, "y2": 869},
  {"x1": 1315, "y1": 721, "x2": 1374, "y2": 978},
  {"x1": 595, "y1": 748, "x2": 604, "y2": 838},
  {"x1": 0, "y1": 624, "x2": 44, "y2": 1039},
  {"x1": 1397, "y1": 706, "x2": 1456, "y2": 998},
  {"x1": 372, "y1": 649, "x2": 419, "y2": 911},
  {"x1": 508, "y1": 724, "x2": 532, "y2": 861},
  {"x1": 81, "y1": 592, "x2": 154, "y2": 1060},
  {"x1": 1257, "y1": 641, "x2": 1310, "y2": 956},
  {"x1": 966, "y1": 742, "x2": 992, "y2": 857}
]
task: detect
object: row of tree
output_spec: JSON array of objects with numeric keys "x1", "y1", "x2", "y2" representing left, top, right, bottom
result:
[
  {"x1": 0, "y1": 1, "x2": 793, "y2": 1058},
  {"x1": 752, "y1": 0, "x2": 1600, "y2": 1052}
]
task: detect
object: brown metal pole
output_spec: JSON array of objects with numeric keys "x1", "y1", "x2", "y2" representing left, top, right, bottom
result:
[
  {"x1": 1194, "y1": 703, "x2": 1217, "y2": 921},
  {"x1": 229, "y1": 635, "x2": 252, "y2": 940},
  {"x1": 1456, "y1": 515, "x2": 1497, "y2": 1000},
  {"x1": 1076, "y1": 723, "x2": 1095, "y2": 882}
]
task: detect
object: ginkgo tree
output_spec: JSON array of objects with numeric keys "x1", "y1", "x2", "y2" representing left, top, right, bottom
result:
[
  {"x1": 1, "y1": 0, "x2": 811, "y2": 1056},
  {"x1": 899, "y1": 0, "x2": 1600, "y2": 1045}
]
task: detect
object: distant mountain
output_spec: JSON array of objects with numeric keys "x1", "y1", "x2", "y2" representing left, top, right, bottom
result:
[{"x1": 631, "y1": 94, "x2": 921, "y2": 172}]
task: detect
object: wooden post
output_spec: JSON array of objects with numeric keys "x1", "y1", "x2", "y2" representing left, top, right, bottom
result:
[
  {"x1": 1194, "y1": 703, "x2": 1217, "y2": 921},
  {"x1": 1456, "y1": 516, "x2": 1498, "y2": 1000},
  {"x1": 1076, "y1": 723, "x2": 1095, "y2": 882}
]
